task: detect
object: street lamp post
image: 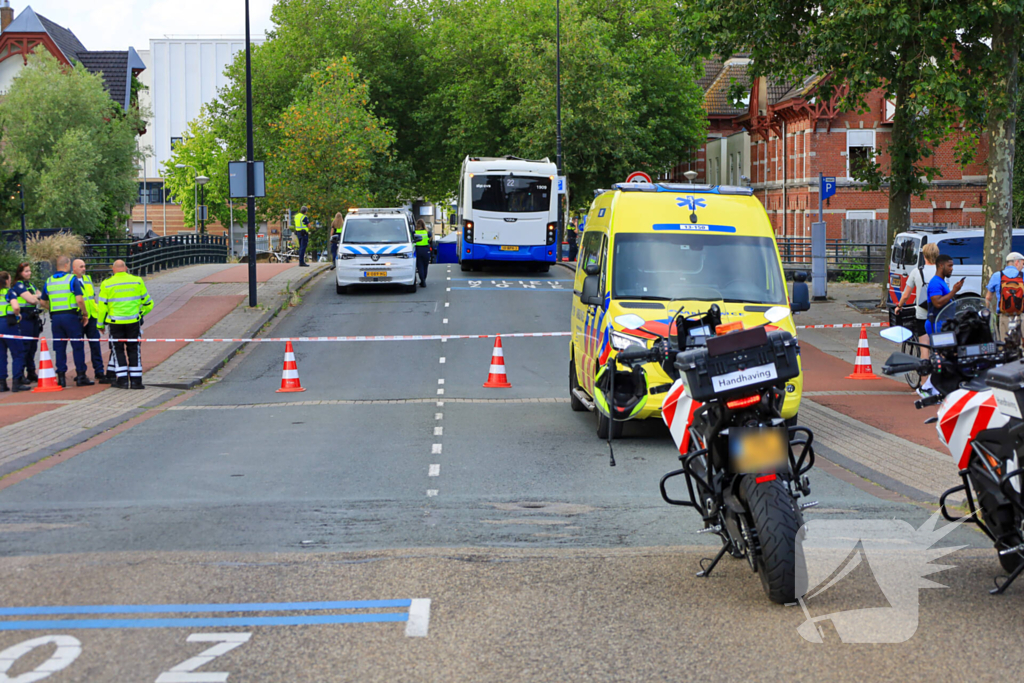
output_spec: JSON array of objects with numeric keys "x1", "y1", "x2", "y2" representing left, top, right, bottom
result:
[
  {"x1": 555, "y1": 0, "x2": 564, "y2": 246},
  {"x1": 175, "y1": 163, "x2": 199, "y2": 232},
  {"x1": 245, "y1": 0, "x2": 258, "y2": 307}
]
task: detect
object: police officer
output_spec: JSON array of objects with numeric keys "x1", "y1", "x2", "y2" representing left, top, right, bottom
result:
[
  {"x1": 566, "y1": 219, "x2": 578, "y2": 262},
  {"x1": 414, "y1": 219, "x2": 431, "y2": 287},
  {"x1": 0, "y1": 271, "x2": 25, "y2": 393},
  {"x1": 73, "y1": 258, "x2": 108, "y2": 383},
  {"x1": 330, "y1": 211, "x2": 344, "y2": 269},
  {"x1": 293, "y1": 206, "x2": 311, "y2": 267},
  {"x1": 8, "y1": 262, "x2": 40, "y2": 384},
  {"x1": 40, "y1": 255, "x2": 93, "y2": 387},
  {"x1": 96, "y1": 259, "x2": 153, "y2": 389}
]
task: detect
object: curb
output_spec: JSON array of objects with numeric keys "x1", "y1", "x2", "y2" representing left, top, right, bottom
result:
[
  {"x1": 148, "y1": 265, "x2": 329, "y2": 390},
  {"x1": 555, "y1": 261, "x2": 577, "y2": 274}
]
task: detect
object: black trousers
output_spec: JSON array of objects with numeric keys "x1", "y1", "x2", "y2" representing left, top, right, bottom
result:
[
  {"x1": 567, "y1": 235, "x2": 578, "y2": 261},
  {"x1": 297, "y1": 231, "x2": 309, "y2": 265},
  {"x1": 415, "y1": 246, "x2": 430, "y2": 284},
  {"x1": 109, "y1": 322, "x2": 141, "y2": 380},
  {"x1": 84, "y1": 317, "x2": 104, "y2": 376}
]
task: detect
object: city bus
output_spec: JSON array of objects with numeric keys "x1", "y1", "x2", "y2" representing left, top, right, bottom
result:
[{"x1": 455, "y1": 156, "x2": 560, "y2": 272}]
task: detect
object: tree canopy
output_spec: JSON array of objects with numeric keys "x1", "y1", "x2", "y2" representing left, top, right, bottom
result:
[
  {"x1": 0, "y1": 53, "x2": 145, "y2": 238},
  {"x1": 199, "y1": 0, "x2": 706, "y2": 222}
]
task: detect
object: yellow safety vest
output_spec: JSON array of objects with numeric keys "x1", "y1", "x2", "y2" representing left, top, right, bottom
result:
[
  {"x1": 79, "y1": 273, "x2": 99, "y2": 319},
  {"x1": 44, "y1": 273, "x2": 78, "y2": 313},
  {"x1": 96, "y1": 272, "x2": 154, "y2": 325},
  {"x1": 293, "y1": 212, "x2": 309, "y2": 233},
  {"x1": 0, "y1": 288, "x2": 11, "y2": 316},
  {"x1": 414, "y1": 229, "x2": 430, "y2": 247}
]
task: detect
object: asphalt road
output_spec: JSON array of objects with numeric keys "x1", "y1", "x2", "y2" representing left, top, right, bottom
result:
[{"x1": 0, "y1": 263, "x2": 1017, "y2": 682}]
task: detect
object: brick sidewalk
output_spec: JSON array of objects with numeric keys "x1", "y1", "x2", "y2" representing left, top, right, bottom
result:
[{"x1": 0, "y1": 262, "x2": 328, "y2": 479}]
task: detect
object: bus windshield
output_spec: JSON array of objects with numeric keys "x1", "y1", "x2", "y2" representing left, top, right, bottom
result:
[
  {"x1": 612, "y1": 233, "x2": 787, "y2": 305},
  {"x1": 342, "y1": 218, "x2": 409, "y2": 244},
  {"x1": 471, "y1": 175, "x2": 551, "y2": 213}
]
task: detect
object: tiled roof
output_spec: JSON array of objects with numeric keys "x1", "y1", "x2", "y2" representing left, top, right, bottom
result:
[
  {"x1": 4, "y1": 7, "x2": 88, "y2": 62},
  {"x1": 37, "y1": 13, "x2": 87, "y2": 61},
  {"x1": 699, "y1": 59, "x2": 723, "y2": 91},
  {"x1": 77, "y1": 51, "x2": 130, "y2": 109},
  {"x1": 777, "y1": 74, "x2": 821, "y2": 104},
  {"x1": 703, "y1": 62, "x2": 751, "y2": 117}
]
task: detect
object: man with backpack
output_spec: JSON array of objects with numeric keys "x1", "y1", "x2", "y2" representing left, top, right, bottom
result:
[{"x1": 985, "y1": 251, "x2": 1024, "y2": 338}]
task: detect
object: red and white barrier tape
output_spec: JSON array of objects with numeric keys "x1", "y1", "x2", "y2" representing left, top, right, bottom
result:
[
  {"x1": 0, "y1": 331, "x2": 574, "y2": 343},
  {"x1": 0, "y1": 322, "x2": 887, "y2": 344}
]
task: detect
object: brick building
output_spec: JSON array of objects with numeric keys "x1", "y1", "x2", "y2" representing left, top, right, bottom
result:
[{"x1": 672, "y1": 60, "x2": 990, "y2": 240}]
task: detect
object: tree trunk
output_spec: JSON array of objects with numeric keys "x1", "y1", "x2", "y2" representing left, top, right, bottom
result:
[
  {"x1": 982, "y1": 17, "x2": 1021, "y2": 291},
  {"x1": 883, "y1": 72, "x2": 914, "y2": 302}
]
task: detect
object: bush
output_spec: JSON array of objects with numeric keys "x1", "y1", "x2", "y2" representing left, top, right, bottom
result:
[{"x1": 25, "y1": 232, "x2": 85, "y2": 268}]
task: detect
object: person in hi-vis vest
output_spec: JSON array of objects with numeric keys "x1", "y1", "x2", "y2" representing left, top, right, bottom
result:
[
  {"x1": 293, "y1": 206, "x2": 312, "y2": 267},
  {"x1": 414, "y1": 219, "x2": 431, "y2": 287}
]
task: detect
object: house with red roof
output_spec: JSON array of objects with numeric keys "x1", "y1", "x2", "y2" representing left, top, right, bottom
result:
[{"x1": 0, "y1": 2, "x2": 145, "y2": 111}]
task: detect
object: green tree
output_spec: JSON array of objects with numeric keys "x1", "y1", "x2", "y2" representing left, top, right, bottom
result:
[
  {"x1": 266, "y1": 59, "x2": 396, "y2": 227},
  {"x1": 1014, "y1": 90, "x2": 1024, "y2": 231},
  {"x1": 683, "y1": 0, "x2": 974, "y2": 298},
  {"x1": 0, "y1": 53, "x2": 145, "y2": 238},
  {"x1": 163, "y1": 109, "x2": 236, "y2": 232}
]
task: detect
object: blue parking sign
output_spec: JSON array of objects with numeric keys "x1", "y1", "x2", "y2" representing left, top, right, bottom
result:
[{"x1": 822, "y1": 176, "x2": 837, "y2": 200}]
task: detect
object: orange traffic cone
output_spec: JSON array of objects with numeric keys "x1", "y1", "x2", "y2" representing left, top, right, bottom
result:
[
  {"x1": 483, "y1": 335, "x2": 512, "y2": 388},
  {"x1": 845, "y1": 326, "x2": 881, "y2": 380},
  {"x1": 32, "y1": 337, "x2": 63, "y2": 393},
  {"x1": 276, "y1": 341, "x2": 306, "y2": 393}
]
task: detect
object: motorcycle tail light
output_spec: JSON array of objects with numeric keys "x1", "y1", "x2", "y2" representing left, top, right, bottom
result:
[{"x1": 726, "y1": 394, "x2": 761, "y2": 410}]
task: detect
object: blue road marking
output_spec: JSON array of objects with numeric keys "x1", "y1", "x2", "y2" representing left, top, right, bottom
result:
[
  {"x1": 0, "y1": 599, "x2": 411, "y2": 616},
  {"x1": 0, "y1": 613, "x2": 409, "y2": 631}
]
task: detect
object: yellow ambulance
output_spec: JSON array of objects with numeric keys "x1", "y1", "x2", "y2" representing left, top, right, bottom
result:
[{"x1": 568, "y1": 182, "x2": 810, "y2": 438}]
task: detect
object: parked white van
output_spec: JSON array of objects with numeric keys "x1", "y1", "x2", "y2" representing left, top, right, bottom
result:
[
  {"x1": 335, "y1": 208, "x2": 417, "y2": 294},
  {"x1": 888, "y1": 226, "x2": 1024, "y2": 305}
]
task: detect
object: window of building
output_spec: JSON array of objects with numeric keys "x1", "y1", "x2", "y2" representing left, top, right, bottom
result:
[
  {"x1": 845, "y1": 210, "x2": 876, "y2": 220},
  {"x1": 846, "y1": 130, "x2": 875, "y2": 178},
  {"x1": 137, "y1": 182, "x2": 167, "y2": 204},
  {"x1": 170, "y1": 137, "x2": 183, "y2": 150}
]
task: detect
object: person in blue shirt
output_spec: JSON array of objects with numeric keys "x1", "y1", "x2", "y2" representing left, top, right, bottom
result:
[
  {"x1": 7, "y1": 262, "x2": 41, "y2": 384},
  {"x1": 40, "y1": 255, "x2": 93, "y2": 387},
  {"x1": 926, "y1": 254, "x2": 964, "y2": 336}
]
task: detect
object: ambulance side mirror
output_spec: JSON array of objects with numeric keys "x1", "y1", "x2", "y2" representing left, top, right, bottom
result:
[{"x1": 581, "y1": 274, "x2": 602, "y2": 307}]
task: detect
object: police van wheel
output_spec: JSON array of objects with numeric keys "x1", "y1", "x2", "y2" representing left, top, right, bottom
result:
[
  {"x1": 336, "y1": 283, "x2": 346, "y2": 295},
  {"x1": 404, "y1": 284, "x2": 418, "y2": 293}
]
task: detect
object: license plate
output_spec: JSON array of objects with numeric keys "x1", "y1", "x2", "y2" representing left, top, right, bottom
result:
[
  {"x1": 500, "y1": 246, "x2": 519, "y2": 251},
  {"x1": 363, "y1": 271, "x2": 388, "y2": 277},
  {"x1": 730, "y1": 428, "x2": 787, "y2": 474},
  {"x1": 890, "y1": 274, "x2": 900, "y2": 287}
]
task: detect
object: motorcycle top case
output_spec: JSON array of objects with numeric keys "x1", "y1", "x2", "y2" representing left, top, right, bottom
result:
[
  {"x1": 984, "y1": 359, "x2": 1024, "y2": 419},
  {"x1": 674, "y1": 328, "x2": 800, "y2": 402}
]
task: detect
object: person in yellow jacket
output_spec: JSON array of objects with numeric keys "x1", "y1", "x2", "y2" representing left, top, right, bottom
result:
[
  {"x1": 96, "y1": 260, "x2": 154, "y2": 390},
  {"x1": 293, "y1": 205, "x2": 311, "y2": 267},
  {"x1": 72, "y1": 258, "x2": 108, "y2": 384}
]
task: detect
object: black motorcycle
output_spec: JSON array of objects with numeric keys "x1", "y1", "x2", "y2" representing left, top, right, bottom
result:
[
  {"x1": 616, "y1": 305, "x2": 816, "y2": 603},
  {"x1": 881, "y1": 299, "x2": 1024, "y2": 593}
]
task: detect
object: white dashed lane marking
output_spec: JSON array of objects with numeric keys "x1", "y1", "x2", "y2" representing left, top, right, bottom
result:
[
  {"x1": 429, "y1": 464, "x2": 440, "y2": 476},
  {"x1": 427, "y1": 490, "x2": 438, "y2": 497},
  {"x1": 438, "y1": 379, "x2": 445, "y2": 385},
  {"x1": 435, "y1": 413, "x2": 443, "y2": 420},
  {"x1": 434, "y1": 426, "x2": 443, "y2": 436},
  {"x1": 439, "y1": 357, "x2": 446, "y2": 363},
  {"x1": 437, "y1": 388, "x2": 444, "y2": 395}
]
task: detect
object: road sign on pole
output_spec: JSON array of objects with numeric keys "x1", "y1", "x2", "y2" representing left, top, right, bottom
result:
[
  {"x1": 626, "y1": 171, "x2": 652, "y2": 183},
  {"x1": 821, "y1": 175, "x2": 837, "y2": 201}
]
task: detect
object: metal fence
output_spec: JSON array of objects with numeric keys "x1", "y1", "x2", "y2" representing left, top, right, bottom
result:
[
  {"x1": 777, "y1": 237, "x2": 888, "y2": 282},
  {"x1": 82, "y1": 234, "x2": 228, "y2": 277},
  {"x1": 0, "y1": 228, "x2": 66, "y2": 251}
]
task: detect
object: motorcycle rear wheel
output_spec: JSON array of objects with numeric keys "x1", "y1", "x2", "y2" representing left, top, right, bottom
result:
[{"x1": 740, "y1": 475, "x2": 804, "y2": 604}]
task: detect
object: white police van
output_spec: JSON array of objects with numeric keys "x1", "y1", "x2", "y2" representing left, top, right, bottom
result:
[
  {"x1": 889, "y1": 225, "x2": 1024, "y2": 305},
  {"x1": 335, "y1": 208, "x2": 417, "y2": 294}
]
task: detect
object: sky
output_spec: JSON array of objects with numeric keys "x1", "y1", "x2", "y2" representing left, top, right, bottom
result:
[{"x1": 19, "y1": 0, "x2": 277, "y2": 51}]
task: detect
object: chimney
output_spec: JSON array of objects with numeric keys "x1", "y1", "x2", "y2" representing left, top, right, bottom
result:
[{"x1": 0, "y1": 2, "x2": 13, "y2": 33}]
